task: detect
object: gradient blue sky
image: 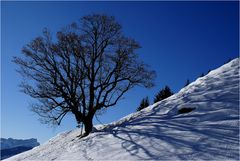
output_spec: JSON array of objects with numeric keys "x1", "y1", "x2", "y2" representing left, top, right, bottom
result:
[{"x1": 1, "y1": 1, "x2": 239, "y2": 143}]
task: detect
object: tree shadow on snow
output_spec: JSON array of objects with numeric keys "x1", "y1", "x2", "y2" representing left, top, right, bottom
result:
[
  {"x1": 83, "y1": 76, "x2": 239, "y2": 160},
  {"x1": 105, "y1": 114, "x2": 239, "y2": 160},
  {"x1": 90, "y1": 97, "x2": 239, "y2": 160}
]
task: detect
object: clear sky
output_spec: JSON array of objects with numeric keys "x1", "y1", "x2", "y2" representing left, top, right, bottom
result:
[{"x1": 1, "y1": 1, "x2": 239, "y2": 143}]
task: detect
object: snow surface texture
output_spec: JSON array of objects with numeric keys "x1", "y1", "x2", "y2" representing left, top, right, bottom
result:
[
  {"x1": 1, "y1": 138, "x2": 39, "y2": 150},
  {"x1": 5, "y1": 58, "x2": 239, "y2": 161}
]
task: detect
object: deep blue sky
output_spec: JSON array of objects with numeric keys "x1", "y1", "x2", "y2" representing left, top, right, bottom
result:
[{"x1": 1, "y1": 1, "x2": 239, "y2": 143}]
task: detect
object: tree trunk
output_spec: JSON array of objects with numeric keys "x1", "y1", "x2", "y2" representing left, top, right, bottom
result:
[
  {"x1": 73, "y1": 108, "x2": 96, "y2": 137},
  {"x1": 84, "y1": 118, "x2": 93, "y2": 136},
  {"x1": 73, "y1": 110, "x2": 82, "y2": 124},
  {"x1": 83, "y1": 115, "x2": 94, "y2": 136}
]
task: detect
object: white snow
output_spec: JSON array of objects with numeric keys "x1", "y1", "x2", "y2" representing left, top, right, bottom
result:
[{"x1": 5, "y1": 58, "x2": 240, "y2": 161}]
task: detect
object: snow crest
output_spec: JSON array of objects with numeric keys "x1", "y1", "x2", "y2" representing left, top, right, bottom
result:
[{"x1": 5, "y1": 58, "x2": 240, "y2": 161}]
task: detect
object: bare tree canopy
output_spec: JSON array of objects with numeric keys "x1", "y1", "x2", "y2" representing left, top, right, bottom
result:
[{"x1": 13, "y1": 14, "x2": 156, "y2": 136}]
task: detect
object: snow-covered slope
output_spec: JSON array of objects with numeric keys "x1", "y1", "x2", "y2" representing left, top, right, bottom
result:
[{"x1": 5, "y1": 58, "x2": 239, "y2": 161}]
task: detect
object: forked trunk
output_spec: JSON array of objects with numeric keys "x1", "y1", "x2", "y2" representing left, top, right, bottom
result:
[
  {"x1": 73, "y1": 109, "x2": 95, "y2": 137},
  {"x1": 84, "y1": 118, "x2": 93, "y2": 135},
  {"x1": 82, "y1": 114, "x2": 94, "y2": 137}
]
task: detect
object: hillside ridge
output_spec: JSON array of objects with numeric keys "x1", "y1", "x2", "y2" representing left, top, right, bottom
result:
[{"x1": 6, "y1": 58, "x2": 239, "y2": 161}]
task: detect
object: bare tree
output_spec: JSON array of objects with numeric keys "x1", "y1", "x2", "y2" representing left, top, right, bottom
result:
[{"x1": 13, "y1": 14, "x2": 156, "y2": 136}]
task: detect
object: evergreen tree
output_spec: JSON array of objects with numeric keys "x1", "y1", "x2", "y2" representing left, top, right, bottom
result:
[
  {"x1": 200, "y1": 73, "x2": 205, "y2": 77},
  {"x1": 137, "y1": 97, "x2": 150, "y2": 111},
  {"x1": 184, "y1": 79, "x2": 190, "y2": 87},
  {"x1": 153, "y1": 86, "x2": 173, "y2": 103},
  {"x1": 207, "y1": 69, "x2": 211, "y2": 74}
]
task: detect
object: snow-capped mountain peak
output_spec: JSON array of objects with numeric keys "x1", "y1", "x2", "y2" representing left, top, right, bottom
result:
[
  {"x1": 1, "y1": 138, "x2": 39, "y2": 150},
  {"x1": 1, "y1": 138, "x2": 40, "y2": 160}
]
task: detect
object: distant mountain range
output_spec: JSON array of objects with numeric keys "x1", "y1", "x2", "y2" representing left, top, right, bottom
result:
[{"x1": 1, "y1": 138, "x2": 40, "y2": 160}]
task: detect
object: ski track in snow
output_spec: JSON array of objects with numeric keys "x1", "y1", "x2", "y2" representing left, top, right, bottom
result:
[{"x1": 5, "y1": 58, "x2": 240, "y2": 161}]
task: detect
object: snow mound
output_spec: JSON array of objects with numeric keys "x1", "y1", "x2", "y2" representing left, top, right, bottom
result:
[{"x1": 5, "y1": 58, "x2": 239, "y2": 160}]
